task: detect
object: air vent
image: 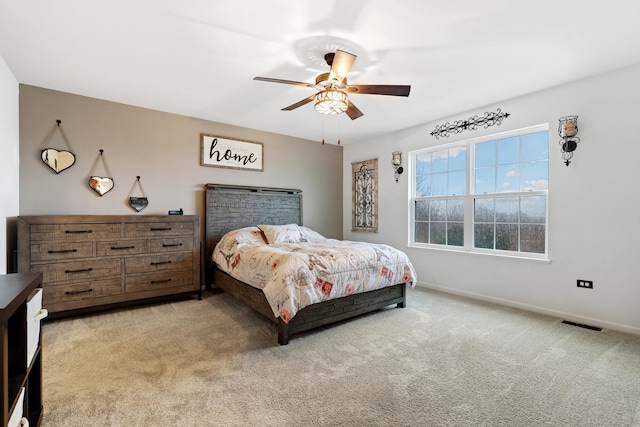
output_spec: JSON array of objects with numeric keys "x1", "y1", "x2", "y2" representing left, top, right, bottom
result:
[{"x1": 562, "y1": 320, "x2": 602, "y2": 331}]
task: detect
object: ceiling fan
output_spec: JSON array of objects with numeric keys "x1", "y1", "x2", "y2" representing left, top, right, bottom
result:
[{"x1": 253, "y1": 49, "x2": 411, "y2": 120}]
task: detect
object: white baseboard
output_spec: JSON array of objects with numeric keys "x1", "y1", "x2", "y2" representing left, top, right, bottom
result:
[{"x1": 415, "y1": 282, "x2": 640, "y2": 336}]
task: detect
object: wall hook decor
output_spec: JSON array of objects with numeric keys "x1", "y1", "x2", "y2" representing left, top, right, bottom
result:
[
  {"x1": 558, "y1": 115, "x2": 580, "y2": 166},
  {"x1": 41, "y1": 119, "x2": 77, "y2": 174},
  {"x1": 88, "y1": 149, "x2": 115, "y2": 196}
]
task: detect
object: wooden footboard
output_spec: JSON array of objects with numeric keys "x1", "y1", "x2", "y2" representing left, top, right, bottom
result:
[{"x1": 213, "y1": 268, "x2": 406, "y2": 345}]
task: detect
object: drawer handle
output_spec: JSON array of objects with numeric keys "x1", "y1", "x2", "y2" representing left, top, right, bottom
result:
[
  {"x1": 162, "y1": 243, "x2": 183, "y2": 247},
  {"x1": 111, "y1": 245, "x2": 135, "y2": 250},
  {"x1": 65, "y1": 230, "x2": 93, "y2": 234},
  {"x1": 65, "y1": 267, "x2": 93, "y2": 273},
  {"x1": 65, "y1": 288, "x2": 93, "y2": 295},
  {"x1": 151, "y1": 260, "x2": 172, "y2": 266},
  {"x1": 151, "y1": 279, "x2": 172, "y2": 284},
  {"x1": 48, "y1": 248, "x2": 78, "y2": 254},
  {"x1": 151, "y1": 227, "x2": 172, "y2": 231}
]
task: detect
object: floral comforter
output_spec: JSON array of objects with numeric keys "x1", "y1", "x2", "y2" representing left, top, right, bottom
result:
[{"x1": 212, "y1": 226, "x2": 417, "y2": 324}]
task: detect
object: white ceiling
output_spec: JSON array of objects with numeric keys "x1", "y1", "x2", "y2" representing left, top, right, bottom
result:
[{"x1": 2, "y1": 1, "x2": 640, "y2": 145}]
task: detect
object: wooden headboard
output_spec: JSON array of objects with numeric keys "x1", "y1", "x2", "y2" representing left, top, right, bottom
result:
[{"x1": 204, "y1": 183, "x2": 303, "y2": 285}]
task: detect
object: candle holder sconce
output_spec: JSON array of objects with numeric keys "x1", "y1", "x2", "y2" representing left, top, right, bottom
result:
[
  {"x1": 559, "y1": 115, "x2": 580, "y2": 166},
  {"x1": 392, "y1": 151, "x2": 403, "y2": 183}
]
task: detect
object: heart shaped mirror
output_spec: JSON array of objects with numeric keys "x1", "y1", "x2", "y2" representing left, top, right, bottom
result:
[
  {"x1": 89, "y1": 176, "x2": 114, "y2": 196},
  {"x1": 129, "y1": 197, "x2": 148, "y2": 212},
  {"x1": 41, "y1": 148, "x2": 76, "y2": 174}
]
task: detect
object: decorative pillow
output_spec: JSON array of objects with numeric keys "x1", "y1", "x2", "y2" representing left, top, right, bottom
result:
[
  {"x1": 257, "y1": 224, "x2": 302, "y2": 244},
  {"x1": 298, "y1": 226, "x2": 327, "y2": 243},
  {"x1": 227, "y1": 227, "x2": 267, "y2": 246}
]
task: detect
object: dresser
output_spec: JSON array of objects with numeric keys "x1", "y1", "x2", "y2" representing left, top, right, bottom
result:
[{"x1": 17, "y1": 215, "x2": 200, "y2": 315}]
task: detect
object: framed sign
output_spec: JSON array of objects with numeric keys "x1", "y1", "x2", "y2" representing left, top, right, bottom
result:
[
  {"x1": 200, "y1": 134, "x2": 264, "y2": 171},
  {"x1": 352, "y1": 158, "x2": 378, "y2": 232}
]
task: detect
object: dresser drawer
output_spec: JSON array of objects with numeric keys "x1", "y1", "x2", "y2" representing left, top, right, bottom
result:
[
  {"x1": 96, "y1": 239, "x2": 148, "y2": 256},
  {"x1": 30, "y1": 258, "x2": 121, "y2": 284},
  {"x1": 123, "y1": 221, "x2": 194, "y2": 238},
  {"x1": 149, "y1": 237, "x2": 194, "y2": 253},
  {"x1": 30, "y1": 242, "x2": 94, "y2": 261},
  {"x1": 43, "y1": 278, "x2": 123, "y2": 305},
  {"x1": 124, "y1": 253, "x2": 193, "y2": 274},
  {"x1": 125, "y1": 270, "x2": 194, "y2": 293},
  {"x1": 29, "y1": 223, "x2": 121, "y2": 241}
]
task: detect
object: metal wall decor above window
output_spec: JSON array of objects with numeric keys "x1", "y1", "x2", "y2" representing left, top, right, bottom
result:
[{"x1": 430, "y1": 109, "x2": 511, "y2": 139}]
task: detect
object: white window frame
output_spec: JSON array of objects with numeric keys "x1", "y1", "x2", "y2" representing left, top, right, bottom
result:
[{"x1": 409, "y1": 124, "x2": 549, "y2": 261}]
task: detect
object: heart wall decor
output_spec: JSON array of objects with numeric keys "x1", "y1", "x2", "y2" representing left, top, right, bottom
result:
[
  {"x1": 41, "y1": 148, "x2": 76, "y2": 174},
  {"x1": 89, "y1": 176, "x2": 114, "y2": 196},
  {"x1": 129, "y1": 197, "x2": 148, "y2": 212}
]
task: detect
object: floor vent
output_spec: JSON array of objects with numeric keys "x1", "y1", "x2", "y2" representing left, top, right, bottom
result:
[{"x1": 562, "y1": 320, "x2": 602, "y2": 331}]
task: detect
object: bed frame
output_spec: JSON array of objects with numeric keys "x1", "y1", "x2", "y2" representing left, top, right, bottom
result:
[{"x1": 204, "y1": 183, "x2": 407, "y2": 345}]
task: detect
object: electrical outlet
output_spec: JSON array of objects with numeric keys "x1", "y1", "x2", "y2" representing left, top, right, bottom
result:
[{"x1": 577, "y1": 279, "x2": 593, "y2": 289}]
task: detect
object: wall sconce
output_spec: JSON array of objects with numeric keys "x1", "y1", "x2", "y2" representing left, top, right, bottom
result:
[
  {"x1": 392, "y1": 151, "x2": 403, "y2": 182},
  {"x1": 558, "y1": 115, "x2": 580, "y2": 166}
]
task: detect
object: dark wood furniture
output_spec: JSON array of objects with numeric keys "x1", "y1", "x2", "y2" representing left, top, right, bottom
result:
[
  {"x1": 204, "y1": 183, "x2": 407, "y2": 345},
  {"x1": 17, "y1": 215, "x2": 200, "y2": 316},
  {"x1": 1, "y1": 272, "x2": 43, "y2": 427}
]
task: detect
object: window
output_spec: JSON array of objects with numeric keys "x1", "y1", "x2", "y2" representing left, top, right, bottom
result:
[{"x1": 410, "y1": 125, "x2": 549, "y2": 258}]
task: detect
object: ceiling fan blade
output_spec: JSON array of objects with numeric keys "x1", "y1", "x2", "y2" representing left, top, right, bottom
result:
[
  {"x1": 254, "y1": 77, "x2": 317, "y2": 89},
  {"x1": 329, "y1": 49, "x2": 357, "y2": 85},
  {"x1": 282, "y1": 94, "x2": 316, "y2": 111},
  {"x1": 346, "y1": 84, "x2": 411, "y2": 97},
  {"x1": 345, "y1": 101, "x2": 364, "y2": 120}
]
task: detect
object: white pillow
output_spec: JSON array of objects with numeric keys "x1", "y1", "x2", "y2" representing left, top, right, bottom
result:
[
  {"x1": 257, "y1": 224, "x2": 302, "y2": 244},
  {"x1": 298, "y1": 226, "x2": 327, "y2": 243}
]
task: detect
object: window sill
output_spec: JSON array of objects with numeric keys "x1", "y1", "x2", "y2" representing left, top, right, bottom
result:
[{"x1": 408, "y1": 244, "x2": 551, "y2": 264}]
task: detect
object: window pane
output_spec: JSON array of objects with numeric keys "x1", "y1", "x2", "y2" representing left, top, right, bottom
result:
[
  {"x1": 449, "y1": 170, "x2": 466, "y2": 195},
  {"x1": 432, "y1": 149, "x2": 448, "y2": 173},
  {"x1": 449, "y1": 146, "x2": 467, "y2": 171},
  {"x1": 447, "y1": 199, "x2": 464, "y2": 222},
  {"x1": 415, "y1": 222, "x2": 429, "y2": 243},
  {"x1": 522, "y1": 131, "x2": 549, "y2": 161},
  {"x1": 497, "y1": 164, "x2": 520, "y2": 192},
  {"x1": 430, "y1": 200, "x2": 446, "y2": 221},
  {"x1": 448, "y1": 222, "x2": 464, "y2": 246},
  {"x1": 431, "y1": 173, "x2": 448, "y2": 196},
  {"x1": 521, "y1": 224, "x2": 545, "y2": 253},
  {"x1": 495, "y1": 197, "x2": 519, "y2": 223},
  {"x1": 496, "y1": 224, "x2": 518, "y2": 251},
  {"x1": 475, "y1": 224, "x2": 494, "y2": 249},
  {"x1": 416, "y1": 153, "x2": 432, "y2": 196},
  {"x1": 474, "y1": 198, "x2": 494, "y2": 222},
  {"x1": 430, "y1": 222, "x2": 446, "y2": 244},
  {"x1": 521, "y1": 196, "x2": 546, "y2": 223},
  {"x1": 475, "y1": 166, "x2": 496, "y2": 193},
  {"x1": 415, "y1": 200, "x2": 429, "y2": 220},
  {"x1": 498, "y1": 136, "x2": 520, "y2": 165},
  {"x1": 521, "y1": 161, "x2": 548, "y2": 191},
  {"x1": 475, "y1": 140, "x2": 496, "y2": 167}
]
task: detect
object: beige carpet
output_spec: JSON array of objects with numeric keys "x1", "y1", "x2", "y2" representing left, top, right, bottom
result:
[{"x1": 41, "y1": 287, "x2": 640, "y2": 426}]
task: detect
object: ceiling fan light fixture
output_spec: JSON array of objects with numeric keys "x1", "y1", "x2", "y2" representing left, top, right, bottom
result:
[{"x1": 314, "y1": 90, "x2": 348, "y2": 115}]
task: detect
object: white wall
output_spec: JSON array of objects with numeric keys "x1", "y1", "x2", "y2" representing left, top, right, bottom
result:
[
  {"x1": 343, "y1": 64, "x2": 640, "y2": 334},
  {"x1": 0, "y1": 55, "x2": 19, "y2": 274}
]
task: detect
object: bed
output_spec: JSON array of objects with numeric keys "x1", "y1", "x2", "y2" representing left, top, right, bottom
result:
[{"x1": 204, "y1": 183, "x2": 416, "y2": 344}]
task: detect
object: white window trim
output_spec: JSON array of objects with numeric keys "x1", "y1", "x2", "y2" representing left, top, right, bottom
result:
[{"x1": 408, "y1": 124, "x2": 550, "y2": 262}]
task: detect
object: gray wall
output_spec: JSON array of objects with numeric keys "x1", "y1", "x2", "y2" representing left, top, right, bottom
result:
[
  {"x1": 343, "y1": 63, "x2": 640, "y2": 334},
  {"x1": 0, "y1": 56, "x2": 19, "y2": 274},
  {"x1": 18, "y1": 85, "x2": 343, "y2": 241}
]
